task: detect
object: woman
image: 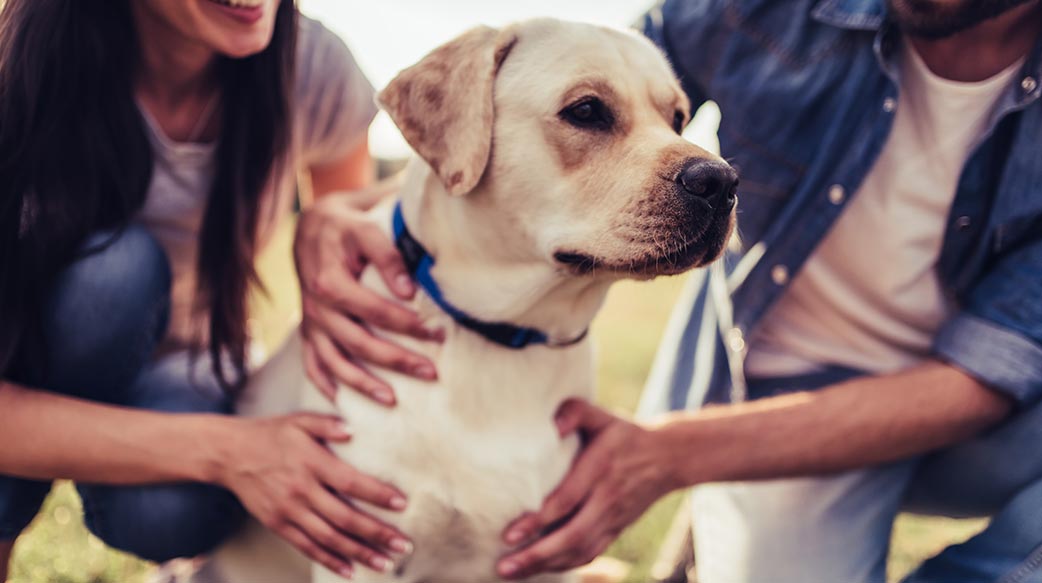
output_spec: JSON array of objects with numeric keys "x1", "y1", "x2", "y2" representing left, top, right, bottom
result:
[{"x1": 0, "y1": 0, "x2": 434, "y2": 577}]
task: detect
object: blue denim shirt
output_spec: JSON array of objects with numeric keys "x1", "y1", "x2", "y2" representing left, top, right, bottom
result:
[{"x1": 637, "y1": 0, "x2": 1042, "y2": 413}]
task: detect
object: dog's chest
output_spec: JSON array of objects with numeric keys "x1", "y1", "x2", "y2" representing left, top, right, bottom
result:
[{"x1": 316, "y1": 332, "x2": 591, "y2": 578}]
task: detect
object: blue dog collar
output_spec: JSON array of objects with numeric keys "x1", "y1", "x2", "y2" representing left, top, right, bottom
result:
[{"x1": 391, "y1": 202, "x2": 587, "y2": 349}]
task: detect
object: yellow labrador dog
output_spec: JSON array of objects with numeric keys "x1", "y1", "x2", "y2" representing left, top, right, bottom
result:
[{"x1": 193, "y1": 18, "x2": 736, "y2": 583}]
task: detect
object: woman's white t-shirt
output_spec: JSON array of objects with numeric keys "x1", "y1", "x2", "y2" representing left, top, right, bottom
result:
[{"x1": 136, "y1": 16, "x2": 377, "y2": 350}]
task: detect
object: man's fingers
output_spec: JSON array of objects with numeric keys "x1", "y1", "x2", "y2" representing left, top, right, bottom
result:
[
  {"x1": 498, "y1": 491, "x2": 610, "y2": 579},
  {"x1": 503, "y1": 444, "x2": 605, "y2": 545},
  {"x1": 294, "y1": 511, "x2": 395, "y2": 575},
  {"x1": 278, "y1": 524, "x2": 354, "y2": 579},
  {"x1": 310, "y1": 330, "x2": 398, "y2": 406},
  {"x1": 310, "y1": 302, "x2": 437, "y2": 383},
  {"x1": 316, "y1": 455, "x2": 408, "y2": 513},
  {"x1": 554, "y1": 399, "x2": 616, "y2": 437},
  {"x1": 308, "y1": 487, "x2": 412, "y2": 554}
]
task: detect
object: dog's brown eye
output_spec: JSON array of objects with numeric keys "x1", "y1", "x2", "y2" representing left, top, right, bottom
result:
[
  {"x1": 673, "y1": 110, "x2": 686, "y2": 134},
  {"x1": 561, "y1": 97, "x2": 613, "y2": 131}
]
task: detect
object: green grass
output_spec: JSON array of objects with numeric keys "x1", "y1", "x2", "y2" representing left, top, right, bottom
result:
[{"x1": 10, "y1": 225, "x2": 987, "y2": 583}]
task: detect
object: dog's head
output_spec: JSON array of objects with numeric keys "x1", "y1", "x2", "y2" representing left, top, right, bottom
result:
[{"x1": 379, "y1": 19, "x2": 736, "y2": 279}]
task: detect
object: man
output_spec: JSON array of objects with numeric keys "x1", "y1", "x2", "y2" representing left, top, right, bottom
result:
[{"x1": 496, "y1": 1, "x2": 1042, "y2": 581}]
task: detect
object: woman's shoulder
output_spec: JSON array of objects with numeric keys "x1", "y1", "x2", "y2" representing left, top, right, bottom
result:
[
  {"x1": 294, "y1": 15, "x2": 366, "y2": 96},
  {"x1": 293, "y1": 15, "x2": 377, "y2": 166}
]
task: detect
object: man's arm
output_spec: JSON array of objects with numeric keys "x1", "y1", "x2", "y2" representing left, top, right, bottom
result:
[
  {"x1": 499, "y1": 213, "x2": 1042, "y2": 579},
  {"x1": 660, "y1": 360, "x2": 1011, "y2": 486},
  {"x1": 496, "y1": 360, "x2": 1010, "y2": 579}
]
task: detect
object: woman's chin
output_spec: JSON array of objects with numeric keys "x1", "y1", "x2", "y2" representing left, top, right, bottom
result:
[{"x1": 213, "y1": 31, "x2": 276, "y2": 58}]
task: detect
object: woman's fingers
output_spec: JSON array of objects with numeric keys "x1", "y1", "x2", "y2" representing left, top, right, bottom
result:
[
  {"x1": 307, "y1": 265, "x2": 431, "y2": 340},
  {"x1": 302, "y1": 338, "x2": 337, "y2": 401},
  {"x1": 293, "y1": 511, "x2": 395, "y2": 575},
  {"x1": 308, "y1": 300, "x2": 437, "y2": 383},
  {"x1": 352, "y1": 221, "x2": 415, "y2": 300},
  {"x1": 290, "y1": 412, "x2": 353, "y2": 444},
  {"x1": 278, "y1": 523, "x2": 354, "y2": 579},
  {"x1": 309, "y1": 328, "x2": 398, "y2": 406},
  {"x1": 308, "y1": 486, "x2": 412, "y2": 554},
  {"x1": 315, "y1": 453, "x2": 408, "y2": 512}
]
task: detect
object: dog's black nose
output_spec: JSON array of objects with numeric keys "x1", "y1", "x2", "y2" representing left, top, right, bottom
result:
[{"x1": 677, "y1": 159, "x2": 738, "y2": 210}]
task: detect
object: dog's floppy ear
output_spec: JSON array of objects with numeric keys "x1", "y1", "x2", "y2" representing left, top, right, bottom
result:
[{"x1": 378, "y1": 26, "x2": 517, "y2": 196}]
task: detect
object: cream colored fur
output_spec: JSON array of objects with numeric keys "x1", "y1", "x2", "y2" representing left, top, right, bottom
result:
[{"x1": 191, "y1": 18, "x2": 733, "y2": 583}]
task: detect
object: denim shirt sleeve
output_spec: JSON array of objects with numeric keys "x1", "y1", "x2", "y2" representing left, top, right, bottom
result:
[
  {"x1": 639, "y1": 0, "x2": 731, "y2": 109},
  {"x1": 933, "y1": 237, "x2": 1042, "y2": 405}
]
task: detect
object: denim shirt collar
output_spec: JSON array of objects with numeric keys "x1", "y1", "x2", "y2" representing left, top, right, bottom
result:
[
  {"x1": 810, "y1": 0, "x2": 886, "y2": 31},
  {"x1": 812, "y1": 0, "x2": 1042, "y2": 89}
]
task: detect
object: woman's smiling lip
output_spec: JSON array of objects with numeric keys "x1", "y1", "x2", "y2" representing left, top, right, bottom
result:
[{"x1": 203, "y1": 0, "x2": 264, "y2": 25}]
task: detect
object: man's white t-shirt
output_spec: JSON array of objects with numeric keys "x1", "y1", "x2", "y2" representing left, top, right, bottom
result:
[{"x1": 745, "y1": 40, "x2": 1023, "y2": 378}]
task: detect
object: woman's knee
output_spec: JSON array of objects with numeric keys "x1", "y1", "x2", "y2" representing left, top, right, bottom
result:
[
  {"x1": 0, "y1": 476, "x2": 52, "y2": 542},
  {"x1": 78, "y1": 482, "x2": 245, "y2": 562},
  {"x1": 38, "y1": 224, "x2": 172, "y2": 398}
]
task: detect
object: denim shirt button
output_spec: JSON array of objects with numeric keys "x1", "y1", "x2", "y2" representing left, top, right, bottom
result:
[
  {"x1": 955, "y1": 215, "x2": 972, "y2": 231},
  {"x1": 1022, "y1": 76, "x2": 1038, "y2": 94},
  {"x1": 727, "y1": 327, "x2": 746, "y2": 353},
  {"x1": 828, "y1": 184, "x2": 846, "y2": 205},
  {"x1": 771, "y1": 265, "x2": 789, "y2": 285},
  {"x1": 882, "y1": 97, "x2": 897, "y2": 113}
]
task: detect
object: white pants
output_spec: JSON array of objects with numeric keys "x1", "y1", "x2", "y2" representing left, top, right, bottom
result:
[{"x1": 691, "y1": 462, "x2": 918, "y2": 583}]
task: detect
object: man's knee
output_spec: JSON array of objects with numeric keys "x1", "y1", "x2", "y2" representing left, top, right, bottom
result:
[
  {"x1": 38, "y1": 224, "x2": 172, "y2": 397},
  {"x1": 78, "y1": 482, "x2": 245, "y2": 563},
  {"x1": 905, "y1": 397, "x2": 1042, "y2": 517},
  {"x1": 692, "y1": 468, "x2": 911, "y2": 583}
]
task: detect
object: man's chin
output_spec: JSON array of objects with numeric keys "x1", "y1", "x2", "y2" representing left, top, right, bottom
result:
[{"x1": 887, "y1": 0, "x2": 1036, "y2": 39}]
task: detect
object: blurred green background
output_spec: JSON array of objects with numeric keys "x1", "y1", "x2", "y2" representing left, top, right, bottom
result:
[{"x1": 9, "y1": 221, "x2": 987, "y2": 583}]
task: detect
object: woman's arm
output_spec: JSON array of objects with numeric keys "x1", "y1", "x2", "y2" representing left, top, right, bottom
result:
[
  {"x1": 495, "y1": 361, "x2": 1012, "y2": 578},
  {"x1": 0, "y1": 380, "x2": 228, "y2": 483},
  {"x1": 0, "y1": 381, "x2": 412, "y2": 576},
  {"x1": 297, "y1": 139, "x2": 439, "y2": 404},
  {"x1": 308, "y1": 136, "x2": 375, "y2": 202},
  {"x1": 0, "y1": 378, "x2": 230, "y2": 483}
]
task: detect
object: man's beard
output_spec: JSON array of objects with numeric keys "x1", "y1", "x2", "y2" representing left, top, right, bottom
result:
[{"x1": 887, "y1": 0, "x2": 1036, "y2": 38}]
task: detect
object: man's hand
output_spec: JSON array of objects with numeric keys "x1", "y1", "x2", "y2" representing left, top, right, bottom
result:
[{"x1": 496, "y1": 399, "x2": 679, "y2": 579}]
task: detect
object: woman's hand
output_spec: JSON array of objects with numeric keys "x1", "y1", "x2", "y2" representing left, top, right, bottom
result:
[
  {"x1": 496, "y1": 400, "x2": 681, "y2": 579},
  {"x1": 216, "y1": 413, "x2": 413, "y2": 578},
  {"x1": 294, "y1": 194, "x2": 442, "y2": 406}
]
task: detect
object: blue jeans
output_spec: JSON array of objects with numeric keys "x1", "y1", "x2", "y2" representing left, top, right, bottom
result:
[
  {"x1": 690, "y1": 368, "x2": 1042, "y2": 583},
  {"x1": 0, "y1": 225, "x2": 245, "y2": 562}
]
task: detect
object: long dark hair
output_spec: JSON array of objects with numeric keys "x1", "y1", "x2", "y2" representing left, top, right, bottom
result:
[{"x1": 0, "y1": 0, "x2": 297, "y2": 390}]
